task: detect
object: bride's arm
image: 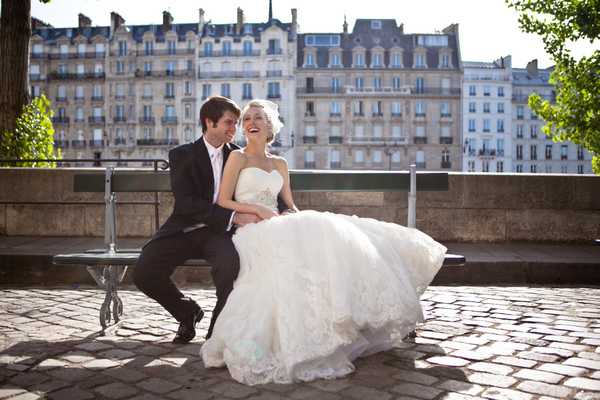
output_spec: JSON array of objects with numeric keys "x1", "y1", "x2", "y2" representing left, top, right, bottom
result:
[
  {"x1": 275, "y1": 158, "x2": 299, "y2": 213},
  {"x1": 217, "y1": 151, "x2": 278, "y2": 219}
]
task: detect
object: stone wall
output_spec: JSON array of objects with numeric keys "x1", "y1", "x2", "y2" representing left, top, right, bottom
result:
[{"x1": 1, "y1": 168, "x2": 599, "y2": 242}]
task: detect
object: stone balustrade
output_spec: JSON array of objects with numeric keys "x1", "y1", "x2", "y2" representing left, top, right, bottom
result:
[{"x1": 0, "y1": 168, "x2": 598, "y2": 242}]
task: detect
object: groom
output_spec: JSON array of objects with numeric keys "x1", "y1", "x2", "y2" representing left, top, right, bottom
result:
[{"x1": 133, "y1": 96, "x2": 259, "y2": 343}]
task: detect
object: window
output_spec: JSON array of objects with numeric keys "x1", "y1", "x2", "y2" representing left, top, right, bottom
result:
[
  {"x1": 330, "y1": 53, "x2": 341, "y2": 67},
  {"x1": 516, "y1": 144, "x2": 523, "y2": 160},
  {"x1": 392, "y1": 151, "x2": 401, "y2": 164},
  {"x1": 391, "y1": 102, "x2": 402, "y2": 116},
  {"x1": 221, "y1": 83, "x2": 231, "y2": 98},
  {"x1": 468, "y1": 102, "x2": 476, "y2": 113},
  {"x1": 166, "y1": 61, "x2": 176, "y2": 76},
  {"x1": 392, "y1": 76, "x2": 401, "y2": 89},
  {"x1": 497, "y1": 119, "x2": 504, "y2": 133},
  {"x1": 415, "y1": 126, "x2": 425, "y2": 137},
  {"x1": 202, "y1": 84, "x2": 212, "y2": 99},
  {"x1": 76, "y1": 64, "x2": 85, "y2": 75},
  {"x1": 243, "y1": 40, "x2": 253, "y2": 56},
  {"x1": 414, "y1": 53, "x2": 426, "y2": 68},
  {"x1": 330, "y1": 102, "x2": 341, "y2": 116},
  {"x1": 304, "y1": 125, "x2": 316, "y2": 137},
  {"x1": 353, "y1": 101, "x2": 364, "y2": 116},
  {"x1": 115, "y1": 105, "x2": 125, "y2": 119},
  {"x1": 267, "y1": 82, "x2": 280, "y2": 99},
  {"x1": 204, "y1": 42, "x2": 213, "y2": 56},
  {"x1": 468, "y1": 119, "x2": 476, "y2": 132},
  {"x1": 373, "y1": 125, "x2": 383, "y2": 138},
  {"x1": 373, "y1": 77, "x2": 382, "y2": 89},
  {"x1": 517, "y1": 105, "x2": 524, "y2": 119},
  {"x1": 497, "y1": 103, "x2": 504, "y2": 113},
  {"x1": 482, "y1": 160, "x2": 490, "y2": 172},
  {"x1": 305, "y1": 53, "x2": 315, "y2": 67},
  {"x1": 184, "y1": 127, "x2": 193, "y2": 142},
  {"x1": 75, "y1": 86, "x2": 84, "y2": 99},
  {"x1": 372, "y1": 53, "x2": 383, "y2": 67},
  {"x1": 185, "y1": 81, "x2": 192, "y2": 96},
  {"x1": 370, "y1": 20, "x2": 382, "y2": 29},
  {"x1": 221, "y1": 41, "x2": 231, "y2": 56},
  {"x1": 143, "y1": 105, "x2": 152, "y2": 119},
  {"x1": 561, "y1": 165, "x2": 568, "y2": 173},
  {"x1": 392, "y1": 125, "x2": 402, "y2": 138},
  {"x1": 93, "y1": 84, "x2": 102, "y2": 98},
  {"x1": 516, "y1": 124, "x2": 524, "y2": 138},
  {"x1": 355, "y1": 77, "x2": 364, "y2": 90},
  {"x1": 118, "y1": 40, "x2": 127, "y2": 57},
  {"x1": 165, "y1": 105, "x2": 175, "y2": 118},
  {"x1": 145, "y1": 41, "x2": 154, "y2": 56},
  {"x1": 577, "y1": 145, "x2": 585, "y2": 160},
  {"x1": 483, "y1": 119, "x2": 490, "y2": 132},
  {"x1": 166, "y1": 40, "x2": 176, "y2": 55},
  {"x1": 440, "y1": 102, "x2": 450, "y2": 117},
  {"x1": 304, "y1": 34, "x2": 341, "y2": 46},
  {"x1": 305, "y1": 101, "x2": 315, "y2": 116},
  {"x1": 391, "y1": 53, "x2": 402, "y2": 67},
  {"x1": 531, "y1": 164, "x2": 537, "y2": 173},
  {"x1": 354, "y1": 53, "x2": 364, "y2": 67},
  {"x1": 165, "y1": 82, "x2": 175, "y2": 98},
  {"x1": 498, "y1": 86, "x2": 504, "y2": 97},
  {"x1": 185, "y1": 104, "x2": 192, "y2": 120},
  {"x1": 469, "y1": 85, "x2": 476, "y2": 96},
  {"x1": 530, "y1": 145, "x2": 537, "y2": 160},
  {"x1": 304, "y1": 150, "x2": 315, "y2": 168},
  {"x1": 116, "y1": 61, "x2": 125, "y2": 74},
  {"x1": 329, "y1": 149, "x2": 341, "y2": 168},
  {"x1": 144, "y1": 61, "x2": 152, "y2": 74},
  {"x1": 242, "y1": 83, "x2": 252, "y2": 100},
  {"x1": 95, "y1": 43, "x2": 105, "y2": 54},
  {"x1": 115, "y1": 84, "x2": 125, "y2": 98},
  {"x1": 416, "y1": 151, "x2": 425, "y2": 167},
  {"x1": 530, "y1": 125, "x2": 538, "y2": 139},
  {"x1": 483, "y1": 103, "x2": 490, "y2": 113},
  {"x1": 516, "y1": 164, "x2": 523, "y2": 173},
  {"x1": 483, "y1": 85, "x2": 491, "y2": 96},
  {"x1": 415, "y1": 102, "x2": 425, "y2": 117},
  {"x1": 497, "y1": 139, "x2": 504, "y2": 156},
  {"x1": 372, "y1": 150, "x2": 382, "y2": 163},
  {"x1": 440, "y1": 53, "x2": 450, "y2": 68},
  {"x1": 354, "y1": 125, "x2": 364, "y2": 137},
  {"x1": 545, "y1": 144, "x2": 553, "y2": 160},
  {"x1": 416, "y1": 77, "x2": 424, "y2": 94},
  {"x1": 468, "y1": 161, "x2": 475, "y2": 172},
  {"x1": 75, "y1": 107, "x2": 83, "y2": 121},
  {"x1": 578, "y1": 165, "x2": 584, "y2": 174},
  {"x1": 331, "y1": 77, "x2": 341, "y2": 92},
  {"x1": 354, "y1": 150, "x2": 365, "y2": 163},
  {"x1": 497, "y1": 161, "x2": 504, "y2": 172}
]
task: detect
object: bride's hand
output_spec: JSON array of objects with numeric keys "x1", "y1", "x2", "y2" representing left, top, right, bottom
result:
[{"x1": 254, "y1": 205, "x2": 278, "y2": 220}]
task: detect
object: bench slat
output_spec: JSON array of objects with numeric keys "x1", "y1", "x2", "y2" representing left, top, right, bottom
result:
[{"x1": 74, "y1": 170, "x2": 449, "y2": 193}]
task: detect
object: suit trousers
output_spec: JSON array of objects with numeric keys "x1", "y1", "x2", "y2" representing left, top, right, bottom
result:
[{"x1": 133, "y1": 228, "x2": 240, "y2": 338}]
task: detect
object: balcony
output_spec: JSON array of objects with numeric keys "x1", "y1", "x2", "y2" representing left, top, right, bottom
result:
[
  {"x1": 441, "y1": 161, "x2": 452, "y2": 169},
  {"x1": 415, "y1": 161, "x2": 427, "y2": 168},
  {"x1": 414, "y1": 137, "x2": 428, "y2": 144},
  {"x1": 139, "y1": 117, "x2": 156, "y2": 125},
  {"x1": 113, "y1": 117, "x2": 127, "y2": 123},
  {"x1": 73, "y1": 118, "x2": 85, "y2": 124},
  {"x1": 267, "y1": 93, "x2": 281, "y2": 99},
  {"x1": 304, "y1": 161, "x2": 316, "y2": 168},
  {"x1": 135, "y1": 69, "x2": 195, "y2": 78},
  {"x1": 29, "y1": 74, "x2": 42, "y2": 81},
  {"x1": 114, "y1": 138, "x2": 127, "y2": 146},
  {"x1": 70, "y1": 140, "x2": 87, "y2": 149},
  {"x1": 391, "y1": 112, "x2": 403, "y2": 118},
  {"x1": 137, "y1": 138, "x2": 180, "y2": 146},
  {"x1": 479, "y1": 149, "x2": 497, "y2": 157},
  {"x1": 329, "y1": 161, "x2": 342, "y2": 169},
  {"x1": 439, "y1": 137, "x2": 453, "y2": 145},
  {"x1": 53, "y1": 140, "x2": 69, "y2": 148},
  {"x1": 31, "y1": 53, "x2": 46, "y2": 59},
  {"x1": 329, "y1": 112, "x2": 342, "y2": 119},
  {"x1": 91, "y1": 96, "x2": 104, "y2": 102},
  {"x1": 73, "y1": 96, "x2": 85, "y2": 102},
  {"x1": 414, "y1": 113, "x2": 426, "y2": 119},
  {"x1": 266, "y1": 48, "x2": 283, "y2": 55},
  {"x1": 88, "y1": 140, "x2": 105, "y2": 148},
  {"x1": 161, "y1": 116, "x2": 178, "y2": 125},
  {"x1": 114, "y1": 95, "x2": 126, "y2": 101},
  {"x1": 329, "y1": 136, "x2": 343, "y2": 144},
  {"x1": 47, "y1": 72, "x2": 105, "y2": 81},
  {"x1": 303, "y1": 136, "x2": 317, "y2": 144},
  {"x1": 55, "y1": 97, "x2": 68, "y2": 103},
  {"x1": 198, "y1": 49, "x2": 260, "y2": 57},
  {"x1": 440, "y1": 113, "x2": 453, "y2": 121},
  {"x1": 136, "y1": 48, "x2": 195, "y2": 57},
  {"x1": 266, "y1": 70, "x2": 283, "y2": 77},
  {"x1": 372, "y1": 112, "x2": 384, "y2": 118},
  {"x1": 88, "y1": 116, "x2": 105, "y2": 125},
  {"x1": 141, "y1": 95, "x2": 153, "y2": 100},
  {"x1": 52, "y1": 117, "x2": 69, "y2": 125},
  {"x1": 296, "y1": 87, "x2": 344, "y2": 95},
  {"x1": 198, "y1": 71, "x2": 260, "y2": 79}
]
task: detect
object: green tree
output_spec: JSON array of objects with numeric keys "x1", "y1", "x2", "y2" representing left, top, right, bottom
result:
[
  {"x1": 507, "y1": 0, "x2": 600, "y2": 174},
  {"x1": 0, "y1": 95, "x2": 60, "y2": 167}
]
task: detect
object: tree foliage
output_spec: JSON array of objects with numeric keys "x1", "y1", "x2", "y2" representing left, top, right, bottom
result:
[
  {"x1": 507, "y1": 0, "x2": 600, "y2": 173},
  {"x1": 0, "y1": 95, "x2": 61, "y2": 167}
]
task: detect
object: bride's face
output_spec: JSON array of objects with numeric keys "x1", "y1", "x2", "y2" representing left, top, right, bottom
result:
[{"x1": 242, "y1": 106, "x2": 271, "y2": 144}]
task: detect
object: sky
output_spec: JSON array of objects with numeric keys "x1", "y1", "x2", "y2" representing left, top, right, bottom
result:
[{"x1": 30, "y1": 0, "x2": 596, "y2": 69}]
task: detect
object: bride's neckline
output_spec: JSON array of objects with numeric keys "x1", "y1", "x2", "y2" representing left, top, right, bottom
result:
[{"x1": 240, "y1": 166, "x2": 282, "y2": 177}]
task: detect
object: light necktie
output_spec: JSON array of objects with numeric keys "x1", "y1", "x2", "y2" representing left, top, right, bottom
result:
[{"x1": 212, "y1": 151, "x2": 222, "y2": 203}]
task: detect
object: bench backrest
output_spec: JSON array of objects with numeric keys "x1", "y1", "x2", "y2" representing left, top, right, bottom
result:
[{"x1": 74, "y1": 170, "x2": 449, "y2": 193}]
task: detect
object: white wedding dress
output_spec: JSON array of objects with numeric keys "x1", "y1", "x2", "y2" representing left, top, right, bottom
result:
[{"x1": 201, "y1": 167, "x2": 447, "y2": 385}]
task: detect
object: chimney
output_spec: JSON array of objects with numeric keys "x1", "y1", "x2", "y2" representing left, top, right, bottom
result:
[
  {"x1": 442, "y1": 23, "x2": 458, "y2": 34},
  {"x1": 31, "y1": 17, "x2": 53, "y2": 29},
  {"x1": 162, "y1": 11, "x2": 173, "y2": 32},
  {"x1": 526, "y1": 59, "x2": 539, "y2": 77},
  {"x1": 110, "y1": 12, "x2": 125, "y2": 37},
  {"x1": 236, "y1": 8, "x2": 244, "y2": 35},
  {"x1": 343, "y1": 15, "x2": 348, "y2": 35},
  {"x1": 78, "y1": 13, "x2": 92, "y2": 28},
  {"x1": 291, "y1": 9, "x2": 297, "y2": 38},
  {"x1": 398, "y1": 23, "x2": 404, "y2": 34},
  {"x1": 199, "y1": 8, "x2": 206, "y2": 33}
]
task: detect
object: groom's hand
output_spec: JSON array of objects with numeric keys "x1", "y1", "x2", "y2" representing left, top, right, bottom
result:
[{"x1": 233, "y1": 212, "x2": 260, "y2": 227}]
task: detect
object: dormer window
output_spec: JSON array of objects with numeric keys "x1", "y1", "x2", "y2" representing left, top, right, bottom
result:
[
  {"x1": 304, "y1": 51, "x2": 315, "y2": 67},
  {"x1": 244, "y1": 24, "x2": 253, "y2": 35},
  {"x1": 439, "y1": 50, "x2": 452, "y2": 68},
  {"x1": 330, "y1": 52, "x2": 341, "y2": 67},
  {"x1": 390, "y1": 52, "x2": 403, "y2": 68},
  {"x1": 370, "y1": 20, "x2": 382, "y2": 29},
  {"x1": 353, "y1": 52, "x2": 365, "y2": 67},
  {"x1": 414, "y1": 51, "x2": 427, "y2": 68},
  {"x1": 203, "y1": 42, "x2": 213, "y2": 57},
  {"x1": 371, "y1": 53, "x2": 383, "y2": 68}
]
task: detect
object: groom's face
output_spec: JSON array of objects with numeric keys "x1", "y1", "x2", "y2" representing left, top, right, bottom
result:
[{"x1": 205, "y1": 111, "x2": 238, "y2": 146}]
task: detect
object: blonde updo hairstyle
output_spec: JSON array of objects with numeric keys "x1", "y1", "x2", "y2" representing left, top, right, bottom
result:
[{"x1": 240, "y1": 99, "x2": 283, "y2": 144}]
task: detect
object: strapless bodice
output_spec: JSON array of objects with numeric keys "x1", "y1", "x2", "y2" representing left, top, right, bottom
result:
[{"x1": 234, "y1": 167, "x2": 283, "y2": 211}]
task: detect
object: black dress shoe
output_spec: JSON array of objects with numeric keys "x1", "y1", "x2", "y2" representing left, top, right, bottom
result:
[{"x1": 173, "y1": 307, "x2": 204, "y2": 344}]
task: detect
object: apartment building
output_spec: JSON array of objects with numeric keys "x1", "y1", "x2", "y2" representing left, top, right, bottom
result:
[
  {"x1": 294, "y1": 19, "x2": 463, "y2": 170},
  {"x1": 512, "y1": 60, "x2": 593, "y2": 174},
  {"x1": 30, "y1": 5, "x2": 297, "y2": 165},
  {"x1": 462, "y1": 57, "x2": 513, "y2": 173}
]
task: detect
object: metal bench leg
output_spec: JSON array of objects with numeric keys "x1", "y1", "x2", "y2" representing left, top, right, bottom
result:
[{"x1": 99, "y1": 265, "x2": 127, "y2": 330}]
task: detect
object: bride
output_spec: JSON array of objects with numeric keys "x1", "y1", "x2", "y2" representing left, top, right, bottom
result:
[{"x1": 201, "y1": 99, "x2": 447, "y2": 385}]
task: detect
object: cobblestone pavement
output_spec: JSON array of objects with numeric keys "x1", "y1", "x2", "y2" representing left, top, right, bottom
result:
[{"x1": 1, "y1": 285, "x2": 600, "y2": 400}]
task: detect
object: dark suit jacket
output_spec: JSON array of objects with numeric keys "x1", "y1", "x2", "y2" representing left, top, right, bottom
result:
[{"x1": 152, "y1": 138, "x2": 238, "y2": 241}]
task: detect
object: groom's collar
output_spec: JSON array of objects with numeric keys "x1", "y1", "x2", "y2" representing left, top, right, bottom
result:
[{"x1": 202, "y1": 136, "x2": 224, "y2": 157}]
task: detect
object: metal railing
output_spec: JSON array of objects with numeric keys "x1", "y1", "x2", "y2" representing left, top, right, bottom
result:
[{"x1": 0, "y1": 158, "x2": 169, "y2": 232}]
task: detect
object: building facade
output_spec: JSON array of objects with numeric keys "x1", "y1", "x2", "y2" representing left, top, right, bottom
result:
[
  {"x1": 511, "y1": 60, "x2": 593, "y2": 174},
  {"x1": 462, "y1": 57, "x2": 513, "y2": 173},
  {"x1": 294, "y1": 19, "x2": 463, "y2": 170},
  {"x1": 30, "y1": 6, "x2": 297, "y2": 165}
]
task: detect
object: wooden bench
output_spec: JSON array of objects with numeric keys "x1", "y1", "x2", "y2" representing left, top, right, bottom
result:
[{"x1": 53, "y1": 166, "x2": 465, "y2": 331}]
